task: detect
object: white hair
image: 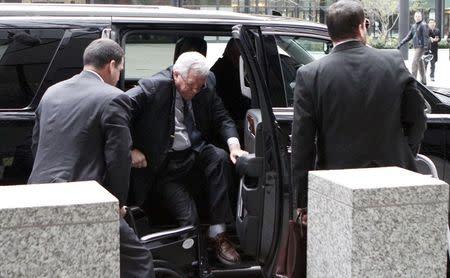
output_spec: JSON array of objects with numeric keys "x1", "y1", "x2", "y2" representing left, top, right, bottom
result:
[{"x1": 173, "y1": 51, "x2": 209, "y2": 78}]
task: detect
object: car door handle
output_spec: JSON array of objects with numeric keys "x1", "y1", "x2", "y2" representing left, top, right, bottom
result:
[{"x1": 236, "y1": 154, "x2": 263, "y2": 178}]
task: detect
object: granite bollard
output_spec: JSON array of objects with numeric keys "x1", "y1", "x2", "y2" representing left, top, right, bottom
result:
[
  {"x1": 307, "y1": 167, "x2": 449, "y2": 277},
  {"x1": 0, "y1": 181, "x2": 119, "y2": 277}
]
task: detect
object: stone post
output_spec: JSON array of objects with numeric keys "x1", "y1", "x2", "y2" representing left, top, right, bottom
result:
[
  {"x1": 307, "y1": 167, "x2": 448, "y2": 277},
  {"x1": 0, "y1": 181, "x2": 119, "y2": 277}
]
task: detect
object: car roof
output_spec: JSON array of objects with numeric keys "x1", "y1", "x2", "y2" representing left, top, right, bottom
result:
[{"x1": 0, "y1": 3, "x2": 325, "y2": 29}]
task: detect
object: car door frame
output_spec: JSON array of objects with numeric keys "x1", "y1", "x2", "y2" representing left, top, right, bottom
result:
[{"x1": 232, "y1": 24, "x2": 291, "y2": 277}]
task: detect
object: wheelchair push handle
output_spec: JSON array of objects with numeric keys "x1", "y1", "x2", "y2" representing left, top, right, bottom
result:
[{"x1": 415, "y1": 154, "x2": 439, "y2": 178}]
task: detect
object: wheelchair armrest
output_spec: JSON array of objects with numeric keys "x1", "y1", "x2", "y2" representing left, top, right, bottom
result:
[{"x1": 140, "y1": 225, "x2": 196, "y2": 243}]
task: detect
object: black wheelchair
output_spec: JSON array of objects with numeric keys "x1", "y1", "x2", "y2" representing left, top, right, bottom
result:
[{"x1": 125, "y1": 205, "x2": 264, "y2": 278}]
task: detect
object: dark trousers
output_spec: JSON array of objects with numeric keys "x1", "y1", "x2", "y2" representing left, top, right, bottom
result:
[
  {"x1": 157, "y1": 143, "x2": 233, "y2": 227},
  {"x1": 425, "y1": 58, "x2": 437, "y2": 78},
  {"x1": 120, "y1": 218, "x2": 155, "y2": 278},
  {"x1": 412, "y1": 47, "x2": 426, "y2": 84}
]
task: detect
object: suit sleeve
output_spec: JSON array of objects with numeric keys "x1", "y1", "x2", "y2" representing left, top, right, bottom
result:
[
  {"x1": 418, "y1": 23, "x2": 426, "y2": 48},
  {"x1": 101, "y1": 93, "x2": 133, "y2": 206},
  {"x1": 209, "y1": 72, "x2": 239, "y2": 141},
  {"x1": 127, "y1": 84, "x2": 150, "y2": 120},
  {"x1": 291, "y1": 68, "x2": 317, "y2": 208},
  {"x1": 31, "y1": 104, "x2": 41, "y2": 159},
  {"x1": 399, "y1": 28, "x2": 413, "y2": 47},
  {"x1": 401, "y1": 78, "x2": 427, "y2": 155}
]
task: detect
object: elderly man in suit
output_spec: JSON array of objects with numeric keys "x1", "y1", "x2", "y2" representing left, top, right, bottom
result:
[
  {"x1": 28, "y1": 38, "x2": 154, "y2": 278},
  {"x1": 291, "y1": 0, "x2": 427, "y2": 211},
  {"x1": 128, "y1": 51, "x2": 247, "y2": 265}
]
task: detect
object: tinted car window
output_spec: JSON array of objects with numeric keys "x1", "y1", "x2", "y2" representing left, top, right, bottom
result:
[
  {"x1": 0, "y1": 29, "x2": 64, "y2": 109},
  {"x1": 0, "y1": 29, "x2": 100, "y2": 185},
  {"x1": 37, "y1": 31, "x2": 101, "y2": 99},
  {"x1": 272, "y1": 35, "x2": 330, "y2": 106}
]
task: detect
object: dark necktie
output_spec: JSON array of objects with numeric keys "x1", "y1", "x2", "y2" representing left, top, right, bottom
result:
[{"x1": 183, "y1": 99, "x2": 202, "y2": 149}]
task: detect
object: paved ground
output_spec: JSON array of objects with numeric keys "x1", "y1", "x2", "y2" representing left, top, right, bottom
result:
[{"x1": 404, "y1": 48, "x2": 450, "y2": 90}]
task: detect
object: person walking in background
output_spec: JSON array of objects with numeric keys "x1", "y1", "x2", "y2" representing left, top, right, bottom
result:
[
  {"x1": 292, "y1": 0, "x2": 427, "y2": 211},
  {"x1": 425, "y1": 19, "x2": 440, "y2": 82},
  {"x1": 398, "y1": 11, "x2": 429, "y2": 85},
  {"x1": 28, "y1": 38, "x2": 155, "y2": 278}
]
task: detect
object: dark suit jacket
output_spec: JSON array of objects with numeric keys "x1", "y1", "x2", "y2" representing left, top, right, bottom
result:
[
  {"x1": 399, "y1": 21, "x2": 429, "y2": 49},
  {"x1": 127, "y1": 66, "x2": 238, "y2": 205},
  {"x1": 28, "y1": 71, "x2": 132, "y2": 206},
  {"x1": 291, "y1": 40, "x2": 427, "y2": 208},
  {"x1": 429, "y1": 27, "x2": 441, "y2": 60}
]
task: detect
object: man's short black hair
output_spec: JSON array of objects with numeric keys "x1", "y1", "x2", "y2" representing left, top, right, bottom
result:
[
  {"x1": 83, "y1": 38, "x2": 124, "y2": 69},
  {"x1": 326, "y1": 0, "x2": 365, "y2": 42}
]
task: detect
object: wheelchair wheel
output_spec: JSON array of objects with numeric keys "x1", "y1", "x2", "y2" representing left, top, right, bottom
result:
[{"x1": 154, "y1": 260, "x2": 187, "y2": 278}]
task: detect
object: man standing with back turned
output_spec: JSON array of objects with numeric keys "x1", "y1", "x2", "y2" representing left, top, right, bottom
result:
[
  {"x1": 28, "y1": 38, "x2": 154, "y2": 278},
  {"x1": 291, "y1": 0, "x2": 427, "y2": 210}
]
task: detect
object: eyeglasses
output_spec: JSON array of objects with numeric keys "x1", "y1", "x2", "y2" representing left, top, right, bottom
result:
[{"x1": 364, "y1": 18, "x2": 370, "y2": 30}]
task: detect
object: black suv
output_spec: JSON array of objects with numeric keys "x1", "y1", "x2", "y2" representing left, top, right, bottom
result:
[{"x1": 1, "y1": 3, "x2": 449, "y2": 277}]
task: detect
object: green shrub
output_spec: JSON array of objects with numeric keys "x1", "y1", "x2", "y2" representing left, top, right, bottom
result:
[
  {"x1": 438, "y1": 39, "x2": 448, "y2": 48},
  {"x1": 367, "y1": 36, "x2": 399, "y2": 49}
]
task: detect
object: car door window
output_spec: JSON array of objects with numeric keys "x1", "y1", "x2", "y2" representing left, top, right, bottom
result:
[
  {"x1": 124, "y1": 33, "x2": 176, "y2": 80},
  {"x1": 0, "y1": 29, "x2": 64, "y2": 109},
  {"x1": 0, "y1": 29, "x2": 100, "y2": 185},
  {"x1": 239, "y1": 34, "x2": 331, "y2": 108},
  {"x1": 122, "y1": 32, "x2": 232, "y2": 90},
  {"x1": 273, "y1": 35, "x2": 331, "y2": 107}
]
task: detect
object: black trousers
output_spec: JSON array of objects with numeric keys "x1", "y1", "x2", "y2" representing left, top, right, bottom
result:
[
  {"x1": 156, "y1": 143, "x2": 233, "y2": 227},
  {"x1": 425, "y1": 56, "x2": 437, "y2": 78},
  {"x1": 120, "y1": 218, "x2": 155, "y2": 278}
]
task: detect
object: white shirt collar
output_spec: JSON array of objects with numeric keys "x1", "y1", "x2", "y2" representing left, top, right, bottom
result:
[
  {"x1": 334, "y1": 38, "x2": 360, "y2": 47},
  {"x1": 85, "y1": 70, "x2": 104, "y2": 83}
]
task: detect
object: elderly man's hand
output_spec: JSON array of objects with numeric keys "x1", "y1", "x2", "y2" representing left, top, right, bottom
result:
[
  {"x1": 131, "y1": 148, "x2": 147, "y2": 168},
  {"x1": 229, "y1": 148, "x2": 248, "y2": 164}
]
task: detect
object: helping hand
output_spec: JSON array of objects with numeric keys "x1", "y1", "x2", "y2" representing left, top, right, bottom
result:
[{"x1": 131, "y1": 148, "x2": 147, "y2": 168}]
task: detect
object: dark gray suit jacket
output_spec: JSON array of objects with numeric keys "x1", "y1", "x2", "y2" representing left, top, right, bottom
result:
[
  {"x1": 291, "y1": 40, "x2": 427, "y2": 208},
  {"x1": 28, "y1": 71, "x2": 132, "y2": 206}
]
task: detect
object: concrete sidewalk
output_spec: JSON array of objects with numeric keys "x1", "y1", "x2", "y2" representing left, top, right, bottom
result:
[{"x1": 404, "y1": 48, "x2": 450, "y2": 89}]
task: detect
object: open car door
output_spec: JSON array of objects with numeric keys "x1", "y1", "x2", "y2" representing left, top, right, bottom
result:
[{"x1": 232, "y1": 24, "x2": 291, "y2": 277}]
